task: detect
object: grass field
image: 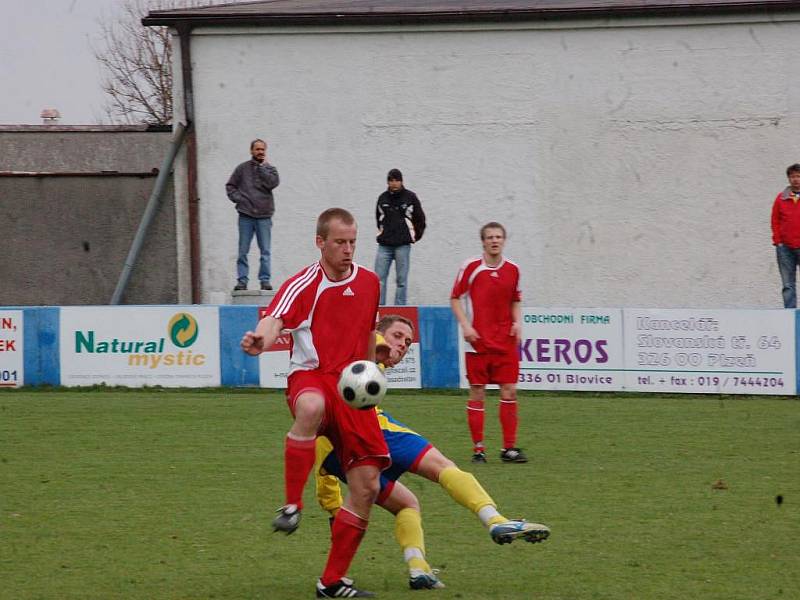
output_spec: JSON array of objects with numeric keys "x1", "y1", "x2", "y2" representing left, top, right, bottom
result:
[{"x1": 1, "y1": 388, "x2": 798, "y2": 600}]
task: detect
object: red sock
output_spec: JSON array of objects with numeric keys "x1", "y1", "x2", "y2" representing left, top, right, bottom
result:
[
  {"x1": 321, "y1": 508, "x2": 368, "y2": 586},
  {"x1": 467, "y1": 400, "x2": 485, "y2": 452},
  {"x1": 499, "y1": 397, "x2": 518, "y2": 449},
  {"x1": 284, "y1": 435, "x2": 316, "y2": 509}
]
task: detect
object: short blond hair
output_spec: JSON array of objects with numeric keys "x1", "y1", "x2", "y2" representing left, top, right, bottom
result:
[{"x1": 317, "y1": 208, "x2": 355, "y2": 238}]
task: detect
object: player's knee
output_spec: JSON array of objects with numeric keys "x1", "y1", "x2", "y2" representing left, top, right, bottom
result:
[
  {"x1": 418, "y1": 448, "x2": 455, "y2": 482},
  {"x1": 469, "y1": 386, "x2": 486, "y2": 402},
  {"x1": 351, "y1": 478, "x2": 380, "y2": 509},
  {"x1": 499, "y1": 384, "x2": 517, "y2": 400},
  {"x1": 293, "y1": 393, "x2": 324, "y2": 427}
]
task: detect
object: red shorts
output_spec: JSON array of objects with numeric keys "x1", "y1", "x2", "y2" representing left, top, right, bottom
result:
[
  {"x1": 465, "y1": 350, "x2": 519, "y2": 385},
  {"x1": 287, "y1": 370, "x2": 390, "y2": 472}
]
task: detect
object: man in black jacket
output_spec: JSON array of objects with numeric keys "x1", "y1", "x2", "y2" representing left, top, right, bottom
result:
[
  {"x1": 226, "y1": 139, "x2": 280, "y2": 291},
  {"x1": 374, "y1": 169, "x2": 426, "y2": 305}
]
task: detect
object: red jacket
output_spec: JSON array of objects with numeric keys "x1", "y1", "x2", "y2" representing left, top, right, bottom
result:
[{"x1": 771, "y1": 187, "x2": 800, "y2": 248}]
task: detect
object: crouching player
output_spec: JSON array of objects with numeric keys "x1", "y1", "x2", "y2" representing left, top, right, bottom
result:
[{"x1": 315, "y1": 315, "x2": 551, "y2": 590}]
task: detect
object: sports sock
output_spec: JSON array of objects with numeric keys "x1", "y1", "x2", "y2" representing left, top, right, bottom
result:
[
  {"x1": 479, "y1": 506, "x2": 507, "y2": 528},
  {"x1": 395, "y1": 508, "x2": 432, "y2": 573},
  {"x1": 284, "y1": 434, "x2": 316, "y2": 509},
  {"x1": 320, "y1": 508, "x2": 368, "y2": 586},
  {"x1": 467, "y1": 400, "x2": 485, "y2": 453},
  {"x1": 499, "y1": 397, "x2": 518, "y2": 449},
  {"x1": 438, "y1": 466, "x2": 502, "y2": 522}
]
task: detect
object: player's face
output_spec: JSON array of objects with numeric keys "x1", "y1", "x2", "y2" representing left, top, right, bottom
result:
[
  {"x1": 317, "y1": 218, "x2": 357, "y2": 278},
  {"x1": 789, "y1": 171, "x2": 800, "y2": 191},
  {"x1": 250, "y1": 142, "x2": 266, "y2": 163},
  {"x1": 382, "y1": 321, "x2": 413, "y2": 361},
  {"x1": 481, "y1": 228, "x2": 506, "y2": 258}
]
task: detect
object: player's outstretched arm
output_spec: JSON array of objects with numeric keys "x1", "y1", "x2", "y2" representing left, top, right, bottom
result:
[{"x1": 240, "y1": 315, "x2": 284, "y2": 355}]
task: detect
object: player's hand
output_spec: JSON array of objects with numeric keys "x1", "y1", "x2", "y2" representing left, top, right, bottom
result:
[
  {"x1": 510, "y1": 321, "x2": 521, "y2": 340},
  {"x1": 375, "y1": 343, "x2": 403, "y2": 368},
  {"x1": 463, "y1": 325, "x2": 479, "y2": 344},
  {"x1": 241, "y1": 331, "x2": 265, "y2": 355}
]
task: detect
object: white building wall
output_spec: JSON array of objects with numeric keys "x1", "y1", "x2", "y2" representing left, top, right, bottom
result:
[{"x1": 182, "y1": 14, "x2": 800, "y2": 308}]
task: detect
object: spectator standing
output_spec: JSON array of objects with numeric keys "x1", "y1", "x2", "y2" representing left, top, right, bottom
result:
[
  {"x1": 375, "y1": 168, "x2": 426, "y2": 305},
  {"x1": 226, "y1": 139, "x2": 279, "y2": 291},
  {"x1": 450, "y1": 222, "x2": 527, "y2": 464},
  {"x1": 772, "y1": 163, "x2": 800, "y2": 308}
]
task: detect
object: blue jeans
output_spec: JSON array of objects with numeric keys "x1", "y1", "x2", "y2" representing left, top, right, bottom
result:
[
  {"x1": 777, "y1": 244, "x2": 800, "y2": 308},
  {"x1": 237, "y1": 214, "x2": 272, "y2": 284},
  {"x1": 374, "y1": 244, "x2": 411, "y2": 305}
]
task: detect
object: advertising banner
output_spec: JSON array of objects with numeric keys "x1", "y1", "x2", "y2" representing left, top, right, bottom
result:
[
  {"x1": 623, "y1": 309, "x2": 796, "y2": 395},
  {"x1": 458, "y1": 308, "x2": 625, "y2": 391},
  {"x1": 258, "y1": 306, "x2": 422, "y2": 389},
  {"x1": 516, "y1": 308, "x2": 625, "y2": 391},
  {"x1": 60, "y1": 307, "x2": 220, "y2": 387},
  {"x1": 0, "y1": 310, "x2": 24, "y2": 388}
]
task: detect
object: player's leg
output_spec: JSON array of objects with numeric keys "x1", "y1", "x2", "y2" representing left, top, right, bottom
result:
[
  {"x1": 415, "y1": 446, "x2": 550, "y2": 545},
  {"x1": 379, "y1": 482, "x2": 445, "y2": 590},
  {"x1": 494, "y1": 351, "x2": 527, "y2": 463},
  {"x1": 317, "y1": 389, "x2": 389, "y2": 597},
  {"x1": 235, "y1": 213, "x2": 255, "y2": 289},
  {"x1": 467, "y1": 380, "x2": 487, "y2": 462},
  {"x1": 318, "y1": 462, "x2": 380, "y2": 595},
  {"x1": 274, "y1": 388, "x2": 325, "y2": 534},
  {"x1": 393, "y1": 243, "x2": 410, "y2": 305}
]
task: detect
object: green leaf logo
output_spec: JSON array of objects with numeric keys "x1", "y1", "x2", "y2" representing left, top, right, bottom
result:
[{"x1": 168, "y1": 313, "x2": 199, "y2": 348}]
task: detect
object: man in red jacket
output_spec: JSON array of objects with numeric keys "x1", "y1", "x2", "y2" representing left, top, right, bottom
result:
[{"x1": 771, "y1": 163, "x2": 800, "y2": 308}]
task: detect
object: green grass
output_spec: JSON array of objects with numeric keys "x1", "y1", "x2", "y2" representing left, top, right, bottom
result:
[{"x1": 1, "y1": 388, "x2": 799, "y2": 600}]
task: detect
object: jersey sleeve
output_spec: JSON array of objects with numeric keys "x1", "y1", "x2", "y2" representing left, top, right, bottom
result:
[
  {"x1": 512, "y1": 264, "x2": 522, "y2": 302},
  {"x1": 266, "y1": 264, "x2": 318, "y2": 329},
  {"x1": 451, "y1": 260, "x2": 473, "y2": 299}
]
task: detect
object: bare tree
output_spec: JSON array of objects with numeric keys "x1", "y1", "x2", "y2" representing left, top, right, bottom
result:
[
  {"x1": 93, "y1": 0, "x2": 221, "y2": 125},
  {"x1": 92, "y1": 0, "x2": 172, "y2": 125}
]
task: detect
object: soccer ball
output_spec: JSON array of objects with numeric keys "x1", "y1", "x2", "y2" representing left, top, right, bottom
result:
[{"x1": 338, "y1": 360, "x2": 388, "y2": 410}]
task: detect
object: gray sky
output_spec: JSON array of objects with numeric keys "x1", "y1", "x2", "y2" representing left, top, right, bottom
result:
[{"x1": 0, "y1": 0, "x2": 123, "y2": 125}]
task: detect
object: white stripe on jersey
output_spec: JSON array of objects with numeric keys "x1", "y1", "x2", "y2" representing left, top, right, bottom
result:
[
  {"x1": 453, "y1": 256, "x2": 480, "y2": 298},
  {"x1": 270, "y1": 263, "x2": 320, "y2": 319}
]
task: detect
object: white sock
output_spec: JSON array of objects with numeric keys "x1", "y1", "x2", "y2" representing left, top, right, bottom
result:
[
  {"x1": 478, "y1": 505, "x2": 501, "y2": 527},
  {"x1": 404, "y1": 547, "x2": 424, "y2": 562}
]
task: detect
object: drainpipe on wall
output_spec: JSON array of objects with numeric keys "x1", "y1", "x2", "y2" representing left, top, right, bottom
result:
[
  {"x1": 110, "y1": 122, "x2": 187, "y2": 305},
  {"x1": 178, "y1": 22, "x2": 201, "y2": 304}
]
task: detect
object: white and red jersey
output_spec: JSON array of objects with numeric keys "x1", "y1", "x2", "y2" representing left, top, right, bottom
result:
[
  {"x1": 265, "y1": 262, "x2": 380, "y2": 376},
  {"x1": 451, "y1": 256, "x2": 521, "y2": 353}
]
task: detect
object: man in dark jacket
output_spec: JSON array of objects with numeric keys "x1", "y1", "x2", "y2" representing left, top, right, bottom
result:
[
  {"x1": 226, "y1": 139, "x2": 280, "y2": 291},
  {"x1": 375, "y1": 169, "x2": 426, "y2": 305}
]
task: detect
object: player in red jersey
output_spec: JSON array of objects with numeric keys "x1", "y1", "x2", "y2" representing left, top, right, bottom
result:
[
  {"x1": 241, "y1": 208, "x2": 388, "y2": 599},
  {"x1": 450, "y1": 222, "x2": 527, "y2": 464}
]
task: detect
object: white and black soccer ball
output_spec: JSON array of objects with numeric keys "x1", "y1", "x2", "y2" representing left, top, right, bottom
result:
[{"x1": 338, "y1": 360, "x2": 388, "y2": 410}]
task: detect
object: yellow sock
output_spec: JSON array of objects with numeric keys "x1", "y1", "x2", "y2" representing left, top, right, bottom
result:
[
  {"x1": 395, "y1": 507, "x2": 425, "y2": 554},
  {"x1": 439, "y1": 466, "x2": 503, "y2": 518}
]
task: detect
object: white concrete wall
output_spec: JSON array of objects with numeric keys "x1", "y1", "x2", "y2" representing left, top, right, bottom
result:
[{"x1": 182, "y1": 13, "x2": 800, "y2": 308}]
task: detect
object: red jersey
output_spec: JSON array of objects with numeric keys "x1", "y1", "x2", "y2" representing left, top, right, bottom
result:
[
  {"x1": 451, "y1": 256, "x2": 521, "y2": 353},
  {"x1": 772, "y1": 187, "x2": 800, "y2": 248},
  {"x1": 266, "y1": 262, "x2": 380, "y2": 376}
]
